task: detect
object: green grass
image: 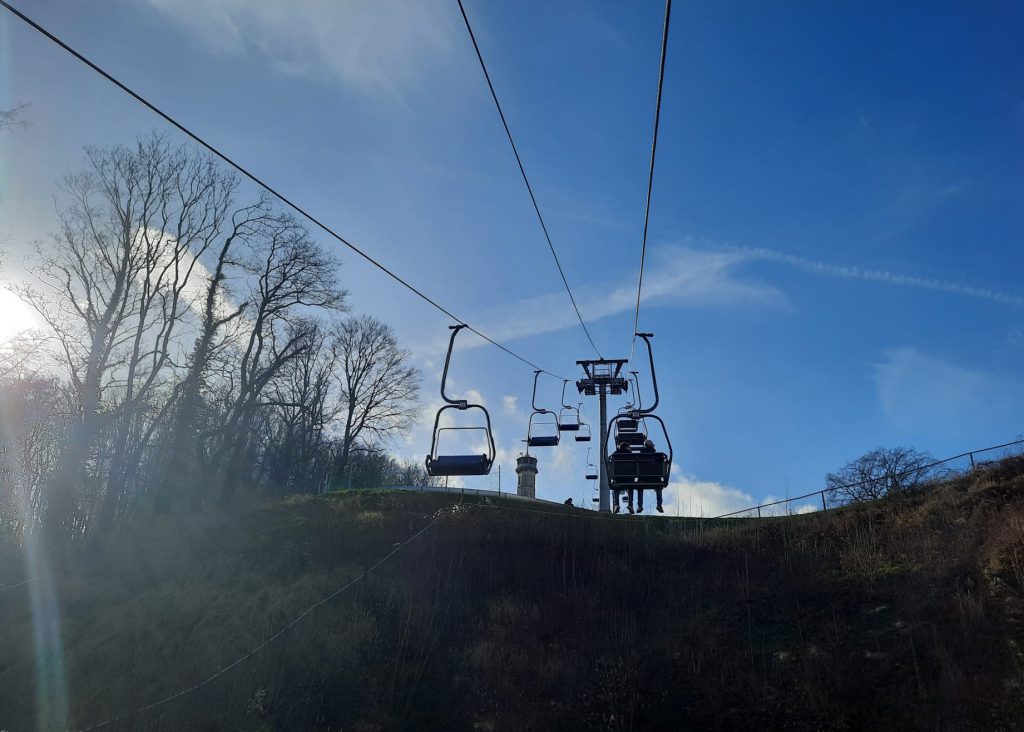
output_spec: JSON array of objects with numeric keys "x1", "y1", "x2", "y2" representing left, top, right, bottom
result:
[{"x1": 2, "y1": 459, "x2": 1024, "y2": 730}]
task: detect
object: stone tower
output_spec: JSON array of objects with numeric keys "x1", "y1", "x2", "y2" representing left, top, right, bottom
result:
[{"x1": 516, "y1": 454, "x2": 538, "y2": 498}]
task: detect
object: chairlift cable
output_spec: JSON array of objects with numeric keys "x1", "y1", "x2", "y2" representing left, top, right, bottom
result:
[
  {"x1": 0, "y1": 0, "x2": 568, "y2": 381},
  {"x1": 628, "y1": 0, "x2": 673, "y2": 366},
  {"x1": 457, "y1": 0, "x2": 604, "y2": 359}
]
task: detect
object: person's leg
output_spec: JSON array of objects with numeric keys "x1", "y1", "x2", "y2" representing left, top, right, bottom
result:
[
  {"x1": 612, "y1": 489, "x2": 620, "y2": 512},
  {"x1": 656, "y1": 487, "x2": 664, "y2": 512},
  {"x1": 627, "y1": 488, "x2": 635, "y2": 513},
  {"x1": 636, "y1": 488, "x2": 644, "y2": 512}
]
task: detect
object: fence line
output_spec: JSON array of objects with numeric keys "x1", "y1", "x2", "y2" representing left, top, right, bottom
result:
[{"x1": 714, "y1": 437, "x2": 1024, "y2": 519}]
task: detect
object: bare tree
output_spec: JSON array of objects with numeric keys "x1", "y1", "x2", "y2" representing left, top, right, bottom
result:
[
  {"x1": 261, "y1": 324, "x2": 340, "y2": 494},
  {"x1": 826, "y1": 446, "x2": 939, "y2": 505},
  {"x1": 0, "y1": 374, "x2": 76, "y2": 536},
  {"x1": 3, "y1": 129, "x2": 435, "y2": 535},
  {"x1": 209, "y1": 214, "x2": 346, "y2": 502},
  {"x1": 14, "y1": 134, "x2": 239, "y2": 534},
  {"x1": 0, "y1": 331, "x2": 48, "y2": 381},
  {"x1": 157, "y1": 196, "x2": 276, "y2": 506},
  {"x1": 0, "y1": 104, "x2": 29, "y2": 132},
  {"x1": 333, "y1": 315, "x2": 420, "y2": 486}
]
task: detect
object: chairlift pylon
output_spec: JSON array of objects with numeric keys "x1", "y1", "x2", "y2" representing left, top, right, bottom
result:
[{"x1": 425, "y1": 325, "x2": 496, "y2": 476}]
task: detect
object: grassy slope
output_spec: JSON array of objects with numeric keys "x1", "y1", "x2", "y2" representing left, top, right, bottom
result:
[{"x1": 1, "y1": 459, "x2": 1023, "y2": 731}]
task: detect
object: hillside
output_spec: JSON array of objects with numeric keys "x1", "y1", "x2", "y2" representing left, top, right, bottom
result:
[{"x1": 2, "y1": 458, "x2": 1024, "y2": 730}]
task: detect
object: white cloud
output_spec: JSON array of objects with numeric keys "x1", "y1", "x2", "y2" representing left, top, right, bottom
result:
[
  {"x1": 138, "y1": 0, "x2": 457, "y2": 98},
  {"x1": 758, "y1": 495, "x2": 821, "y2": 517},
  {"x1": 544, "y1": 443, "x2": 574, "y2": 477},
  {"x1": 502, "y1": 395, "x2": 521, "y2": 418},
  {"x1": 661, "y1": 473, "x2": 756, "y2": 518},
  {"x1": 463, "y1": 388, "x2": 486, "y2": 408}
]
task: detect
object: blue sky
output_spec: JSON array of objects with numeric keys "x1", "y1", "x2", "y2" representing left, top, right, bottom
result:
[{"x1": 2, "y1": 0, "x2": 1022, "y2": 514}]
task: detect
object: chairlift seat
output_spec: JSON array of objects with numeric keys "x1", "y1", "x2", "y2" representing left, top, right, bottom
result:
[
  {"x1": 617, "y1": 418, "x2": 640, "y2": 432},
  {"x1": 426, "y1": 454, "x2": 492, "y2": 477},
  {"x1": 608, "y1": 451, "x2": 670, "y2": 489},
  {"x1": 615, "y1": 431, "x2": 648, "y2": 448},
  {"x1": 426, "y1": 325, "x2": 496, "y2": 478},
  {"x1": 558, "y1": 421, "x2": 581, "y2": 432},
  {"x1": 528, "y1": 435, "x2": 560, "y2": 448},
  {"x1": 575, "y1": 433, "x2": 591, "y2": 443}
]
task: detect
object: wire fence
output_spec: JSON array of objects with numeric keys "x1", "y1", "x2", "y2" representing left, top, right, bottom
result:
[{"x1": 714, "y1": 438, "x2": 1024, "y2": 519}]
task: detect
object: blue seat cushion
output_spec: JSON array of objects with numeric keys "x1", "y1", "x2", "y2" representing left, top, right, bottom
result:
[{"x1": 426, "y1": 454, "x2": 492, "y2": 476}]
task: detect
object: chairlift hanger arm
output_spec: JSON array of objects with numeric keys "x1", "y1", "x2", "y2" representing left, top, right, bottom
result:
[
  {"x1": 635, "y1": 332, "x2": 660, "y2": 414},
  {"x1": 630, "y1": 370, "x2": 643, "y2": 412},
  {"x1": 440, "y1": 324, "x2": 469, "y2": 406},
  {"x1": 531, "y1": 369, "x2": 547, "y2": 412}
]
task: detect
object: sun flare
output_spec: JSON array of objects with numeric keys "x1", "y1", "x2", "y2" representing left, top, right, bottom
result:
[{"x1": 0, "y1": 287, "x2": 38, "y2": 344}]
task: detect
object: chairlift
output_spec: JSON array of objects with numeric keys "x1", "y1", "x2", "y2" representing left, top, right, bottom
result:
[
  {"x1": 613, "y1": 374, "x2": 648, "y2": 447},
  {"x1": 604, "y1": 333, "x2": 673, "y2": 491},
  {"x1": 425, "y1": 325, "x2": 496, "y2": 477},
  {"x1": 614, "y1": 416, "x2": 647, "y2": 448},
  {"x1": 585, "y1": 448, "x2": 598, "y2": 480},
  {"x1": 526, "y1": 370, "x2": 560, "y2": 448},
  {"x1": 557, "y1": 380, "x2": 582, "y2": 432},
  {"x1": 575, "y1": 411, "x2": 592, "y2": 443}
]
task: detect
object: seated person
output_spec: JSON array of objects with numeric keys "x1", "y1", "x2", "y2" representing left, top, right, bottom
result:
[
  {"x1": 641, "y1": 439, "x2": 665, "y2": 513},
  {"x1": 613, "y1": 441, "x2": 633, "y2": 513}
]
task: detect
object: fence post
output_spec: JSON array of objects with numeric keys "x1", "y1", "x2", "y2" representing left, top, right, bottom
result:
[
  {"x1": 821, "y1": 491, "x2": 827, "y2": 512},
  {"x1": 969, "y1": 452, "x2": 976, "y2": 469},
  {"x1": 756, "y1": 506, "x2": 761, "y2": 518}
]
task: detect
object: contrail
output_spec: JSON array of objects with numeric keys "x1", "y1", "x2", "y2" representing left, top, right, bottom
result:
[{"x1": 733, "y1": 245, "x2": 1024, "y2": 306}]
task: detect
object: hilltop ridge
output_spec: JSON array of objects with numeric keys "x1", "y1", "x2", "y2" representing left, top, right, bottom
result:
[{"x1": 2, "y1": 457, "x2": 1023, "y2": 730}]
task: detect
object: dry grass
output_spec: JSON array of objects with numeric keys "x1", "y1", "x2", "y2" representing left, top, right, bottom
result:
[{"x1": 1, "y1": 459, "x2": 1023, "y2": 730}]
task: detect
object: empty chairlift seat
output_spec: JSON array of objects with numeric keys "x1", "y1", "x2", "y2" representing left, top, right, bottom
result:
[
  {"x1": 558, "y1": 409, "x2": 581, "y2": 432},
  {"x1": 617, "y1": 418, "x2": 640, "y2": 432},
  {"x1": 557, "y1": 381, "x2": 582, "y2": 432},
  {"x1": 527, "y1": 412, "x2": 560, "y2": 447},
  {"x1": 614, "y1": 418, "x2": 648, "y2": 448},
  {"x1": 427, "y1": 453, "x2": 492, "y2": 476},
  {"x1": 585, "y1": 448, "x2": 599, "y2": 480},
  {"x1": 425, "y1": 325, "x2": 496, "y2": 478},
  {"x1": 526, "y1": 371, "x2": 561, "y2": 448}
]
